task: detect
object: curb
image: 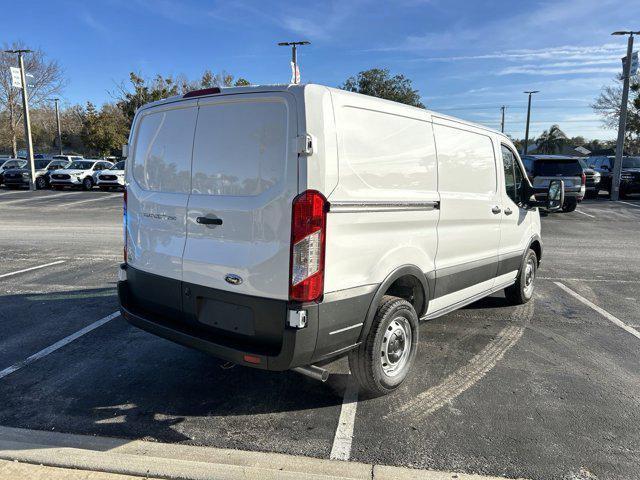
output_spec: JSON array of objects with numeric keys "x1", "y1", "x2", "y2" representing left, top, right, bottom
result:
[{"x1": 0, "y1": 426, "x2": 526, "y2": 480}]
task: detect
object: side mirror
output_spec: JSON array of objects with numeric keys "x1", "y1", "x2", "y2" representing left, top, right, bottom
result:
[{"x1": 547, "y1": 179, "x2": 564, "y2": 211}]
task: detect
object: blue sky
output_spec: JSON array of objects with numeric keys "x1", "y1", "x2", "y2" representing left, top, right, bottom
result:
[{"x1": 7, "y1": 0, "x2": 639, "y2": 140}]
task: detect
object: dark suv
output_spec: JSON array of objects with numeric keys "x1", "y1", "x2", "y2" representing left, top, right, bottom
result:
[
  {"x1": 522, "y1": 155, "x2": 586, "y2": 212},
  {"x1": 588, "y1": 156, "x2": 640, "y2": 199}
]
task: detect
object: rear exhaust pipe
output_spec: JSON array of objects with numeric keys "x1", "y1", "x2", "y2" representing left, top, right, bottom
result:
[{"x1": 292, "y1": 365, "x2": 329, "y2": 382}]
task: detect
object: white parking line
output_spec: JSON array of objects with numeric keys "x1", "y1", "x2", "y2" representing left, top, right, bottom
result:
[
  {"x1": 329, "y1": 378, "x2": 359, "y2": 461},
  {"x1": 57, "y1": 194, "x2": 121, "y2": 208},
  {"x1": 0, "y1": 191, "x2": 83, "y2": 206},
  {"x1": 0, "y1": 311, "x2": 120, "y2": 380},
  {"x1": 0, "y1": 260, "x2": 65, "y2": 279},
  {"x1": 575, "y1": 209, "x2": 595, "y2": 218},
  {"x1": 617, "y1": 201, "x2": 640, "y2": 209},
  {"x1": 554, "y1": 282, "x2": 640, "y2": 340}
]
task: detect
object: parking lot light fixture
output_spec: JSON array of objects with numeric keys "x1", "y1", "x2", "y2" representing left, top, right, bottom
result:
[
  {"x1": 610, "y1": 30, "x2": 640, "y2": 201},
  {"x1": 277, "y1": 41, "x2": 310, "y2": 84}
]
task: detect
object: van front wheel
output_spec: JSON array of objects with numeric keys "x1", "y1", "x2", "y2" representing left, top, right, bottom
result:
[
  {"x1": 348, "y1": 295, "x2": 418, "y2": 397},
  {"x1": 505, "y1": 249, "x2": 537, "y2": 305}
]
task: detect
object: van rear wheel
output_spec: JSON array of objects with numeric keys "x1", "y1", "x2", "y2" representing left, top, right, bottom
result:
[
  {"x1": 505, "y1": 249, "x2": 537, "y2": 305},
  {"x1": 348, "y1": 295, "x2": 418, "y2": 397}
]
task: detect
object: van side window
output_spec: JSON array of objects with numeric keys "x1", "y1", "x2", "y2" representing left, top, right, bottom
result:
[
  {"x1": 132, "y1": 106, "x2": 198, "y2": 194},
  {"x1": 501, "y1": 145, "x2": 523, "y2": 204}
]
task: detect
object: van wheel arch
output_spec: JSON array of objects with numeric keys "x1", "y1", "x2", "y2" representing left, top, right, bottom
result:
[
  {"x1": 528, "y1": 236, "x2": 542, "y2": 266},
  {"x1": 358, "y1": 265, "x2": 430, "y2": 344}
]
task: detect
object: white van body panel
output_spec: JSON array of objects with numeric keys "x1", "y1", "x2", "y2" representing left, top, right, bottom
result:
[{"x1": 324, "y1": 89, "x2": 439, "y2": 294}]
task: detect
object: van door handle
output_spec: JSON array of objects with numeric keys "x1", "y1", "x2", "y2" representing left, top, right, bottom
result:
[
  {"x1": 504, "y1": 207, "x2": 513, "y2": 215},
  {"x1": 196, "y1": 216, "x2": 223, "y2": 226},
  {"x1": 491, "y1": 206, "x2": 501, "y2": 214}
]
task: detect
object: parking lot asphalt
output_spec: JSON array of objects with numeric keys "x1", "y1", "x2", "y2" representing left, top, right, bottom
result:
[{"x1": 0, "y1": 188, "x2": 639, "y2": 480}]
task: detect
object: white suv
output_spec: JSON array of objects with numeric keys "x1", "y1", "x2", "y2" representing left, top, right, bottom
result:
[
  {"x1": 50, "y1": 159, "x2": 114, "y2": 190},
  {"x1": 97, "y1": 160, "x2": 125, "y2": 191},
  {"x1": 118, "y1": 84, "x2": 562, "y2": 396}
]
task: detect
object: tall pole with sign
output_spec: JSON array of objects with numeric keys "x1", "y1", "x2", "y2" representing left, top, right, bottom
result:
[
  {"x1": 5, "y1": 49, "x2": 36, "y2": 190},
  {"x1": 610, "y1": 31, "x2": 639, "y2": 201},
  {"x1": 277, "y1": 41, "x2": 310, "y2": 84}
]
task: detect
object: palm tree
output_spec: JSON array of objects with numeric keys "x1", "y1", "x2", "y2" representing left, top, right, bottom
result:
[{"x1": 537, "y1": 125, "x2": 568, "y2": 154}]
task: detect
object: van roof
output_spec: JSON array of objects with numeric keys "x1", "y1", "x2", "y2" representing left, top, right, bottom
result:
[{"x1": 138, "y1": 83, "x2": 509, "y2": 142}]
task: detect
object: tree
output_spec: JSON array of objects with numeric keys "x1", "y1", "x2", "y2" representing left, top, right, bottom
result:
[
  {"x1": 537, "y1": 125, "x2": 568, "y2": 154},
  {"x1": 341, "y1": 68, "x2": 425, "y2": 108},
  {"x1": 114, "y1": 73, "x2": 180, "y2": 127},
  {"x1": 593, "y1": 76, "x2": 640, "y2": 154},
  {"x1": 81, "y1": 102, "x2": 129, "y2": 157},
  {"x1": 0, "y1": 42, "x2": 65, "y2": 157}
]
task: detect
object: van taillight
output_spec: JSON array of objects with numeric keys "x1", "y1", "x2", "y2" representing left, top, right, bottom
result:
[
  {"x1": 581, "y1": 172, "x2": 586, "y2": 186},
  {"x1": 289, "y1": 190, "x2": 327, "y2": 302},
  {"x1": 123, "y1": 188, "x2": 127, "y2": 263}
]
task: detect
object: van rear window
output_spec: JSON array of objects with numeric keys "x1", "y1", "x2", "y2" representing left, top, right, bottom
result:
[
  {"x1": 132, "y1": 106, "x2": 198, "y2": 194},
  {"x1": 191, "y1": 100, "x2": 288, "y2": 196},
  {"x1": 533, "y1": 160, "x2": 582, "y2": 176}
]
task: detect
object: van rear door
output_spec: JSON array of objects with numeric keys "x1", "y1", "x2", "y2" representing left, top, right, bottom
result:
[
  {"x1": 182, "y1": 93, "x2": 298, "y2": 300},
  {"x1": 125, "y1": 100, "x2": 199, "y2": 316}
]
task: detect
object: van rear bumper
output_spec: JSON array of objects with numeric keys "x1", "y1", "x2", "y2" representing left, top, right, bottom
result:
[{"x1": 118, "y1": 265, "x2": 374, "y2": 371}]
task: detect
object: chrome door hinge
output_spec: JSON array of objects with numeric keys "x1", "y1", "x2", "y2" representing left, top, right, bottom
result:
[{"x1": 296, "y1": 134, "x2": 314, "y2": 156}]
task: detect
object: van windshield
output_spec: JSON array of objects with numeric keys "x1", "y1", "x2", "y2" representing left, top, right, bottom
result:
[{"x1": 533, "y1": 160, "x2": 582, "y2": 176}]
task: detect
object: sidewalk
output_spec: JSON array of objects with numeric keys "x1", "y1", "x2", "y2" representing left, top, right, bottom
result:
[{"x1": 0, "y1": 426, "x2": 526, "y2": 480}]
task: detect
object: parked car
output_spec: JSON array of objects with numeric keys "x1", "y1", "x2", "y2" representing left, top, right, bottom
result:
[
  {"x1": 0, "y1": 158, "x2": 28, "y2": 186},
  {"x1": 588, "y1": 155, "x2": 640, "y2": 198},
  {"x1": 2, "y1": 159, "x2": 71, "y2": 189},
  {"x1": 96, "y1": 160, "x2": 125, "y2": 191},
  {"x1": 117, "y1": 84, "x2": 563, "y2": 396},
  {"x1": 523, "y1": 155, "x2": 586, "y2": 212},
  {"x1": 49, "y1": 159, "x2": 114, "y2": 190}
]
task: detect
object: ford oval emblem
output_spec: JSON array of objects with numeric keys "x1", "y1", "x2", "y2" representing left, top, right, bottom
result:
[{"x1": 225, "y1": 274, "x2": 243, "y2": 286}]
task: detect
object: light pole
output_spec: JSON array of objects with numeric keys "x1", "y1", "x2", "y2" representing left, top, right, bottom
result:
[
  {"x1": 500, "y1": 105, "x2": 506, "y2": 133},
  {"x1": 53, "y1": 98, "x2": 63, "y2": 155},
  {"x1": 277, "y1": 41, "x2": 310, "y2": 84},
  {"x1": 523, "y1": 91, "x2": 539, "y2": 155},
  {"x1": 610, "y1": 30, "x2": 639, "y2": 201},
  {"x1": 2, "y1": 49, "x2": 36, "y2": 190}
]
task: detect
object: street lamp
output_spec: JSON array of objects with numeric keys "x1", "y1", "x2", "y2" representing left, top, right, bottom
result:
[
  {"x1": 2, "y1": 49, "x2": 37, "y2": 191},
  {"x1": 277, "y1": 41, "x2": 310, "y2": 84},
  {"x1": 52, "y1": 98, "x2": 63, "y2": 155},
  {"x1": 523, "y1": 90, "x2": 539, "y2": 155},
  {"x1": 609, "y1": 30, "x2": 640, "y2": 201}
]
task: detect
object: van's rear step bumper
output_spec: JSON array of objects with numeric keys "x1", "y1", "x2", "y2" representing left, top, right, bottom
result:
[{"x1": 118, "y1": 265, "x2": 374, "y2": 371}]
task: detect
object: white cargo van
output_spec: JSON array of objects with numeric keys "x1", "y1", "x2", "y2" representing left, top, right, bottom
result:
[{"x1": 118, "y1": 84, "x2": 563, "y2": 396}]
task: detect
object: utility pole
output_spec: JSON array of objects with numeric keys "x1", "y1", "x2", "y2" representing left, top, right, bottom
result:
[
  {"x1": 3, "y1": 49, "x2": 36, "y2": 190},
  {"x1": 500, "y1": 106, "x2": 506, "y2": 133},
  {"x1": 610, "y1": 30, "x2": 639, "y2": 201},
  {"x1": 54, "y1": 98, "x2": 63, "y2": 155},
  {"x1": 277, "y1": 41, "x2": 310, "y2": 84},
  {"x1": 523, "y1": 91, "x2": 539, "y2": 155}
]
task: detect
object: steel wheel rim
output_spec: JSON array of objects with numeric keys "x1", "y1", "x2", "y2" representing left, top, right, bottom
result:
[
  {"x1": 380, "y1": 316, "x2": 412, "y2": 377},
  {"x1": 523, "y1": 257, "x2": 536, "y2": 297}
]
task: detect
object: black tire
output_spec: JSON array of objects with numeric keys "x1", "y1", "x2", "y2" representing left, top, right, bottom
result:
[
  {"x1": 35, "y1": 176, "x2": 47, "y2": 190},
  {"x1": 561, "y1": 198, "x2": 577, "y2": 212},
  {"x1": 505, "y1": 249, "x2": 537, "y2": 305},
  {"x1": 82, "y1": 177, "x2": 93, "y2": 191},
  {"x1": 348, "y1": 295, "x2": 419, "y2": 397}
]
